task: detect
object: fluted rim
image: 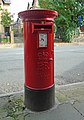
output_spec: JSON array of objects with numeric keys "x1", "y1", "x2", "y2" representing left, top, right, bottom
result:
[{"x1": 18, "y1": 9, "x2": 58, "y2": 21}]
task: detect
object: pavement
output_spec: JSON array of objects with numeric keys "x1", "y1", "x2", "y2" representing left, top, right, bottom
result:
[
  {"x1": 0, "y1": 42, "x2": 84, "y2": 48},
  {"x1": 0, "y1": 82, "x2": 84, "y2": 120},
  {"x1": 0, "y1": 43, "x2": 24, "y2": 48},
  {"x1": 0, "y1": 42, "x2": 84, "y2": 120}
]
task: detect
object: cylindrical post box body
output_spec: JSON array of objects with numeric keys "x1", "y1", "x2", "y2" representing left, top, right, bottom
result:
[{"x1": 19, "y1": 9, "x2": 58, "y2": 111}]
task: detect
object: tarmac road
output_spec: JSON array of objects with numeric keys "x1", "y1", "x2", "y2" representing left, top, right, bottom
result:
[
  {"x1": 0, "y1": 45, "x2": 84, "y2": 94},
  {"x1": 54, "y1": 45, "x2": 84, "y2": 85},
  {"x1": 0, "y1": 48, "x2": 24, "y2": 94}
]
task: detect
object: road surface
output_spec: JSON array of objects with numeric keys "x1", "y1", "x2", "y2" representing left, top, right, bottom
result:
[
  {"x1": 0, "y1": 45, "x2": 84, "y2": 94},
  {"x1": 54, "y1": 45, "x2": 84, "y2": 85}
]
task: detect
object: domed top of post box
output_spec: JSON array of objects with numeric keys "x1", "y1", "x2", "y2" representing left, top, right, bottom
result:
[{"x1": 18, "y1": 9, "x2": 58, "y2": 22}]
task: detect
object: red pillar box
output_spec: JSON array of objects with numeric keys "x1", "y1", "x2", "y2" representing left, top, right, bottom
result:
[{"x1": 19, "y1": 9, "x2": 58, "y2": 111}]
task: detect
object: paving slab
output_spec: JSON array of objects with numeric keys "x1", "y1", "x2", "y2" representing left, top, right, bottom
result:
[
  {"x1": 25, "y1": 103, "x2": 84, "y2": 120},
  {"x1": 73, "y1": 101, "x2": 84, "y2": 117}
]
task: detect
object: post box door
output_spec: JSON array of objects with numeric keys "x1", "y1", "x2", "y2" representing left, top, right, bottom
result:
[{"x1": 36, "y1": 32, "x2": 54, "y2": 89}]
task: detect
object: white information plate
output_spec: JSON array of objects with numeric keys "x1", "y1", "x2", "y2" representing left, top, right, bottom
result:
[{"x1": 39, "y1": 33, "x2": 47, "y2": 47}]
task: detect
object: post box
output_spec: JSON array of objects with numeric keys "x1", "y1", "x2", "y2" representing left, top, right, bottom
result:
[{"x1": 19, "y1": 9, "x2": 58, "y2": 111}]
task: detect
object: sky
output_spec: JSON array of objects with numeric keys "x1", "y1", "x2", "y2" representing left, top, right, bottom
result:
[{"x1": 10, "y1": 0, "x2": 32, "y2": 21}]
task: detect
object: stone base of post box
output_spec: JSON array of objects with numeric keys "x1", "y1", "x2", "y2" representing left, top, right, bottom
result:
[{"x1": 25, "y1": 85, "x2": 55, "y2": 112}]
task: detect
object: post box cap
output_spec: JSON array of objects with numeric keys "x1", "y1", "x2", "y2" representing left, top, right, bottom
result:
[{"x1": 18, "y1": 9, "x2": 58, "y2": 21}]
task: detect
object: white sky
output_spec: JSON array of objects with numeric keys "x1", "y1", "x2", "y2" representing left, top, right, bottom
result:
[{"x1": 10, "y1": 0, "x2": 32, "y2": 21}]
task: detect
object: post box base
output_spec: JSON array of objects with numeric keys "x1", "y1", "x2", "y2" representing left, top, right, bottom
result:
[{"x1": 25, "y1": 85, "x2": 55, "y2": 112}]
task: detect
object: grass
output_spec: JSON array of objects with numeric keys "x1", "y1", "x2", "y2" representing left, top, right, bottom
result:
[{"x1": 4, "y1": 96, "x2": 24, "y2": 120}]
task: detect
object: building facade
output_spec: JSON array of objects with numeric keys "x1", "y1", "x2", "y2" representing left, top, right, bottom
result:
[{"x1": 0, "y1": 0, "x2": 10, "y2": 34}]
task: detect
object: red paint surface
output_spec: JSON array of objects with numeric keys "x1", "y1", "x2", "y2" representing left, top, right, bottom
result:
[{"x1": 19, "y1": 9, "x2": 58, "y2": 90}]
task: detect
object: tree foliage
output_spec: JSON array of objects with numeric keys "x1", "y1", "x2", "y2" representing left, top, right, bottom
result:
[
  {"x1": 39, "y1": 0, "x2": 50, "y2": 8},
  {"x1": 1, "y1": 10, "x2": 12, "y2": 27},
  {"x1": 39, "y1": 0, "x2": 84, "y2": 42}
]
